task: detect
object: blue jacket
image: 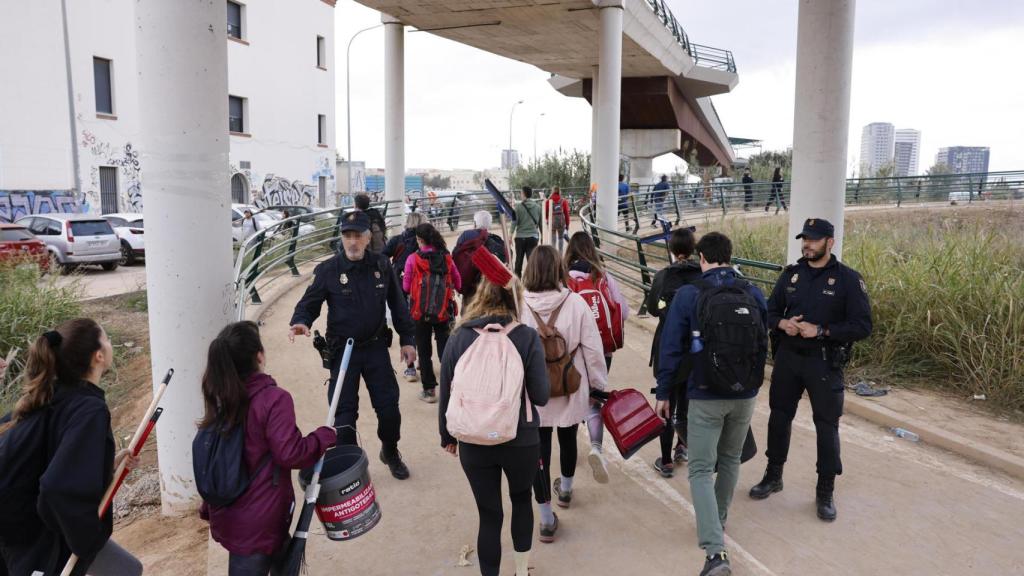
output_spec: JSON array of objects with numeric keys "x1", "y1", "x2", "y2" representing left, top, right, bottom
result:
[{"x1": 656, "y1": 267, "x2": 768, "y2": 401}]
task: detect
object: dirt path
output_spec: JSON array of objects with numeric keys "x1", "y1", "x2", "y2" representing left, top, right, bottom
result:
[{"x1": 200, "y1": 278, "x2": 1024, "y2": 576}]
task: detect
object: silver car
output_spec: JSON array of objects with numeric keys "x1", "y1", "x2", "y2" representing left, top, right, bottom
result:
[{"x1": 15, "y1": 214, "x2": 121, "y2": 271}]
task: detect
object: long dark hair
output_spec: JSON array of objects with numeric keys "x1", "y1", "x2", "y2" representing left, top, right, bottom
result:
[
  {"x1": 0, "y1": 318, "x2": 103, "y2": 433},
  {"x1": 414, "y1": 223, "x2": 447, "y2": 252},
  {"x1": 199, "y1": 321, "x2": 264, "y2": 430},
  {"x1": 564, "y1": 231, "x2": 605, "y2": 281}
]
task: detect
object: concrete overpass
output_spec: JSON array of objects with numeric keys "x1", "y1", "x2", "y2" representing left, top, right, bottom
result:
[{"x1": 353, "y1": 0, "x2": 739, "y2": 229}]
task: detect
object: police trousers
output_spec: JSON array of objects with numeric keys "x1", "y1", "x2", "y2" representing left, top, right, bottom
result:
[
  {"x1": 766, "y1": 346, "x2": 844, "y2": 477},
  {"x1": 328, "y1": 342, "x2": 401, "y2": 453}
]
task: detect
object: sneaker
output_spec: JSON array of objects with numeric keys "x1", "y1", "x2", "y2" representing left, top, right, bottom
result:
[
  {"x1": 538, "y1": 512, "x2": 559, "y2": 543},
  {"x1": 379, "y1": 449, "x2": 410, "y2": 480},
  {"x1": 699, "y1": 552, "x2": 731, "y2": 576},
  {"x1": 403, "y1": 365, "x2": 418, "y2": 383},
  {"x1": 653, "y1": 457, "x2": 674, "y2": 478},
  {"x1": 553, "y1": 478, "x2": 572, "y2": 509},
  {"x1": 419, "y1": 388, "x2": 437, "y2": 404},
  {"x1": 673, "y1": 442, "x2": 688, "y2": 464},
  {"x1": 588, "y1": 447, "x2": 609, "y2": 484}
]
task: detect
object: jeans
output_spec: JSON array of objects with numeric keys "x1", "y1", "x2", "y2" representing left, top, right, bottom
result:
[
  {"x1": 414, "y1": 320, "x2": 450, "y2": 390},
  {"x1": 687, "y1": 397, "x2": 757, "y2": 556},
  {"x1": 550, "y1": 229, "x2": 565, "y2": 253},
  {"x1": 513, "y1": 236, "x2": 539, "y2": 276},
  {"x1": 228, "y1": 552, "x2": 276, "y2": 576}
]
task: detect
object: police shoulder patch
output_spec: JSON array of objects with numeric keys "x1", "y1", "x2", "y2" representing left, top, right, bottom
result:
[{"x1": 859, "y1": 278, "x2": 868, "y2": 293}]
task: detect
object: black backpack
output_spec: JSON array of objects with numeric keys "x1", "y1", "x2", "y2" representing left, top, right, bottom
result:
[
  {"x1": 0, "y1": 410, "x2": 51, "y2": 546},
  {"x1": 192, "y1": 393, "x2": 275, "y2": 508},
  {"x1": 694, "y1": 279, "x2": 767, "y2": 396}
]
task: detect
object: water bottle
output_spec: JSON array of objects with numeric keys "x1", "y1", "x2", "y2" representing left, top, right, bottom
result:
[
  {"x1": 891, "y1": 427, "x2": 920, "y2": 442},
  {"x1": 690, "y1": 330, "x2": 703, "y2": 354}
]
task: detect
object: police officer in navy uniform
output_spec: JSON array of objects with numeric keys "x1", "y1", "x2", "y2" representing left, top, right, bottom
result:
[
  {"x1": 749, "y1": 218, "x2": 872, "y2": 521},
  {"x1": 289, "y1": 211, "x2": 417, "y2": 479}
]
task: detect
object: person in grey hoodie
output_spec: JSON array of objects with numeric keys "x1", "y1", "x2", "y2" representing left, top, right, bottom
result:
[{"x1": 509, "y1": 186, "x2": 542, "y2": 276}]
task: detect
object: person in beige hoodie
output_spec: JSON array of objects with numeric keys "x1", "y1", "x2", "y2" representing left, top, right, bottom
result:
[{"x1": 520, "y1": 245, "x2": 609, "y2": 543}]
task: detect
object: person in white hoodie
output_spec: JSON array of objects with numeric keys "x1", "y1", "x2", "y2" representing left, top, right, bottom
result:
[{"x1": 520, "y1": 245, "x2": 609, "y2": 543}]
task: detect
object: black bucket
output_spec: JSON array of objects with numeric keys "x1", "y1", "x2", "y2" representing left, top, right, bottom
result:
[{"x1": 299, "y1": 445, "x2": 382, "y2": 541}]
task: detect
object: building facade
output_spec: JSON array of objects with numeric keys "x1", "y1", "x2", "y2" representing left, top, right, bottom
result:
[
  {"x1": 893, "y1": 128, "x2": 921, "y2": 177},
  {"x1": 0, "y1": 0, "x2": 336, "y2": 223},
  {"x1": 935, "y1": 146, "x2": 990, "y2": 174},
  {"x1": 859, "y1": 122, "x2": 895, "y2": 177}
]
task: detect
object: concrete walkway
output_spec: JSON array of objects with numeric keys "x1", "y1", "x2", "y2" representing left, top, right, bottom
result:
[{"x1": 206, "y1": 274, "x2": 1024, "y2": 576}]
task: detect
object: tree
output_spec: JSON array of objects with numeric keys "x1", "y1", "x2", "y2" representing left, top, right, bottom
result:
[
  {"x1": 745, "y1": 149, "x2": 793, "y2": 182},
  {"x1": 424, "y1": 175, "x2": 451, "y2": 190},
  {"x1": 508, "y1": 148, "x2": 591, "y2": 191}
]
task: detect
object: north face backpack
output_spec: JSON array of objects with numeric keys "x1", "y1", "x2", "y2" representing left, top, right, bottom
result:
[
  {"x1": 410, "y1": 250, "x2": 456, "y2": 324},
  {"x1": 526, "y1": 298, "x2": 581, "y2": 398},
  {"x1": 567, "y1": 274, "x2": 624, "y2": 355},
  {"x1": 694, "y1": 279, "x2": 767, "y2": 396},
  {"x1": 0, "y1": 410, "x2": 51, "y2": 545},
  {"x1": 445, "y1": 322, "x2": 528, "y2": 445},
  {"x1": 551, "y1": 199, "x2": 566, "y2": 232},
  {"x1": 452, "y1": 231, "x2": 489, "y2": 296}
]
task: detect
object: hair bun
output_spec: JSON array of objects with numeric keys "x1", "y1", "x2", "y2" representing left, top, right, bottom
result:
[{"x1": 43, "y1": 330, "x2": 63, "y2": 348}]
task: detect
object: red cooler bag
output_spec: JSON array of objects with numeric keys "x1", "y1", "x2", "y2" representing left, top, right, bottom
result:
[{"x1": 601, "y1": 389, "x2": 665, "y2": 460}]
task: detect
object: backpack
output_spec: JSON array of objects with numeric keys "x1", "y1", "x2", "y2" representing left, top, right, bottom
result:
[
  {"x1": 367, "y1": 209, "x2": 387, "y2": 253},
  {"x1": 551, "y1": 199, "x2": 566, "y2": 232},
  {"x1": 694, "y1": 279, "x2": 767, "y2": 396},
  {"x1": 452, "y1": 231, "x2": 489, "y2": 296},
  {"x1": 445, "y1": 322, "x2": 528, "y2": 445},
  {"x1": 649, "y1": 264, "x2": 701, "y2": 372},
  {"x1": 526, "y1": 297, "x2": 581, "y2": 398},
  {"x1": 409, "y1": 250, "x2": 457, "y2": 324},
  {"x1": 567, "y1": 274, "x2": 624, "y2": 355},
  {"x1": 0, "y1": 410, "x2": 51, "y2": 545}
]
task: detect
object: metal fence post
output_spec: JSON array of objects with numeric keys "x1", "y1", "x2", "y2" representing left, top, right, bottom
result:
[
  {"x1": 635, "y1": 236, "x2": 652, "y2": 316},
  {"x1": 896, "y1": 178, "x2": 903, "y2": 207},
  {"x1": 246, "y1": 232, "x2": 267, "y2": 305},
  {"x1": 671, "y1": 186, "x2": 682, "y2": 224}
]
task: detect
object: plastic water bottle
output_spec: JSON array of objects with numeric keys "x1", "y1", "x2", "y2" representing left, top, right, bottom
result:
[
  {"x1": 690, "y1": 330, "x2": 703, "y2": 354},
  {"x1": 891, "y1": 427, "x2": 920, "y2": 442}
]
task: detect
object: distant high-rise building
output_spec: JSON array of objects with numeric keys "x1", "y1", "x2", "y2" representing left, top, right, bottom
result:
[
  {"x1": 501, "y1": 149, "x2": 521, "y2": 170},
  {"x1": 893, "y1": 129, "x2": 921, "y2": 177},
  {"x1": 935, "y1": 147, "x2": 990, "y2": 174},
  {"x1": 860, "y1": 122, "x2": 895, "y2": 176}
]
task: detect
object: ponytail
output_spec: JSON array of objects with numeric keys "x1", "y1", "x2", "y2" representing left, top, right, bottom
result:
[
  {"x1": 199, "y1": 321, "x2": 264, "y2": 430},
  {"x1": 414, "y1": 223, "x2": 447, "y2": 252}
]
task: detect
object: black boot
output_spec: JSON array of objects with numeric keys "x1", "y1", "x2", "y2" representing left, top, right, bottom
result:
[
  {"x1": 749, "y1": 464, "x2": 784, "y2": 500},
  {"x1": 816, "y1": 474, "x2": 837, "y2": 522},
  {"x1": 380, "y1": 448, "x2": 410, "y2": 480}
]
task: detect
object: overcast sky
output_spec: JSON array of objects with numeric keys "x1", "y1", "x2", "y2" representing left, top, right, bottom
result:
[{"x1": 335, "y1": 0, "x2": 1024, "y2": 174}]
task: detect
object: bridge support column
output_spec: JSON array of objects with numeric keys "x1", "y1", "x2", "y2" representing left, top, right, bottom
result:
[
  {"x1": 590, "y1": 65, "x2": 600, "y2": 187},
  {"x1": 621, "y1": 129, "x2": 682, "y2": 189},
  {"x1": 788, "y1": 0, "x2": 856, "y2": 261},
  {"x1": 136, "y1": 1, "x2": 234, "y2": 513},
  {"x1": 384, "y1": 14, "x2": 405, "y2": 217},
  {"x1": 595, "y1": 1, "x2": 623, "y2": 230}
]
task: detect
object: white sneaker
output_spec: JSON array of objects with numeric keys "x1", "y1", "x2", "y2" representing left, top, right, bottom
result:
[
  {"x1": 403, "y1": 365, "x2": 418, "y2": 383},
  {"x1": 588, "y1": 447, "x2": 609, "y2": 484}
]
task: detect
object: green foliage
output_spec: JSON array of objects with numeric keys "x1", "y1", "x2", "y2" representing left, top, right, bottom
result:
[
  {"x1": 424, "y1": 175, "x2": 451, "y2": 190},
  {"x1": 509, "y1": 149, "x2": 591, "y2": 191},
  {"x1": 745, "y1": 149, "x2": 793, "y2": 182}
]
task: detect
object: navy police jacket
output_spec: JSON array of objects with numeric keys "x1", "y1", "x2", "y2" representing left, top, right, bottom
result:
[{"x1": 290, "y1": 251, "x2": 415, "y2": 347}]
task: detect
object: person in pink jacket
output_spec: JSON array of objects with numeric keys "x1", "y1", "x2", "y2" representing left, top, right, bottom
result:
[{"x1": 520, "y1": 246, "x2": 609, "y2": 544}]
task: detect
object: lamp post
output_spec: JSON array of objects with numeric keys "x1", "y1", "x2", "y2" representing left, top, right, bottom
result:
[
  {"x1": 533, "y1": 112, "x2": 546, "y2": 163},
  {"x1": 508, "y1": 99, "x2": 524, "y2": 171},
  {"x1": 347, "y1": 24, "x2": 383, "y2": 199}
]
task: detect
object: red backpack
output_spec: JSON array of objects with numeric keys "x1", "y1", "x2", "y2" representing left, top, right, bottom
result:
[
  {"x1": 567, "y1": 273, "x2": 624, "y2": 355},
  {"x1": 409, "y1": 250, "x2": 457, "y2": 323},
  {"x1": 452, "y1": 230, "x2": 489, "y2": 296}
]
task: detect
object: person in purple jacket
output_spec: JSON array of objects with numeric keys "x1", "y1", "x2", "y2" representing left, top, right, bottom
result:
[{"x1": 198, "y1": 321, "x2": 336, "y2": 576}]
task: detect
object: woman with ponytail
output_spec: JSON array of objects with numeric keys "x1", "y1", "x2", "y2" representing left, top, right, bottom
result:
[
  {"x1": 198, "y1": 321, "x2": 336, "y2": 576},
  {"x1": 0, "y1": 319, "x2": 143, "y2": 576}
]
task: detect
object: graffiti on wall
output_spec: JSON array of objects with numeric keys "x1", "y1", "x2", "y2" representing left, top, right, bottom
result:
[
  {"x1": 0, "y1": 190, "x2": 82, "y2": 223},
  {"x1": 81, "y1": 130, "x2": 143, "y2": 211},
  {"x1": 253, "y1": 175, "x2": 317, "y2": 208}
]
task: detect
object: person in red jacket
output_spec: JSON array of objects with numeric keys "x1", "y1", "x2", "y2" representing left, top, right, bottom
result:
[
  {"x1": 545, "y1": 186, "x2": 571, "y2": 253},
  {"x1": 199, "y1": 321, "x2": 336, "y2": 576}
]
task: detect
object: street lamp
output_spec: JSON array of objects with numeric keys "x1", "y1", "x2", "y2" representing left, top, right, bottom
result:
[
  {"x1": 508, "y1": 99, "x2": 524, "y2": 171},
  {"x1": 534, "y1": 112, "x2": 546, "y2": 163},
  {"x1": 347, "y1": 23, "x2": 383, "y2": 199}
]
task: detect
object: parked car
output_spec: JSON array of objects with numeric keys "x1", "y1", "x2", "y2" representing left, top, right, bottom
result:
[
  {"x1": 264, "y1": 205, "x2": 330, "y2": 224},
  {"x1": 231, "y1": 204, "x2": 314, "y2": 244},
  {"x1": 14, "y1": 214, "x2": 120, "y2": 271},
  {"x1": 103, "y1": 213, "x2": 145, "y2": 266},
  {"x1": 0, "y1": 222, "x2": 49, "y2": 272}
]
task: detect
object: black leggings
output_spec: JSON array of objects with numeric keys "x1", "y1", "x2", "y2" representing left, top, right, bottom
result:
[
  {"x1": 414, "y1": 320, "x2": 450, "y2": 390},
  {"x1": 659, "y1": 381, "x2": 689, "y2": 463},
  {"x1": 513, "y1": 237, "x2": 539, "y2": 276},
  {"x1": 459, "y1": 442, "x2": 539, "y2": 576},
  {"x1": 533, "y1": 425, "x2": 579, "y2": 504}
]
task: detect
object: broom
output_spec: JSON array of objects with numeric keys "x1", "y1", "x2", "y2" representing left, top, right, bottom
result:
[
  {"x1": 60, "y1": 368, "x2": 174, "y2": 576},
  {"x1": 276, "y1": 338, "x2": 354, "y2": 576}
]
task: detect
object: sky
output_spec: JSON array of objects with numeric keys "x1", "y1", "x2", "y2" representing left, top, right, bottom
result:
[{"x1": 335, "y1": 0, "x2": 1024, "y2": 174}]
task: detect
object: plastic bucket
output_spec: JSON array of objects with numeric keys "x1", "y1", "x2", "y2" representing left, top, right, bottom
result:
[{"x1": 299, "y1": 445, "x2": 382, "y2": 541}]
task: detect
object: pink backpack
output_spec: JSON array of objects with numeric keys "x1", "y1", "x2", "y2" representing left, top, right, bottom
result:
[{"x1": 445, "y1": 322, "x2": 530, "y2": 445}]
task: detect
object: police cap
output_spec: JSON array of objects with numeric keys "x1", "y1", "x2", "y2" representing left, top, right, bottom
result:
[
  {"x1": 341, "y1": 211, "x2": 370, "y2": 233},
  {"x1": 795, "y1": 218, "x2": 834, "y2": 240}
]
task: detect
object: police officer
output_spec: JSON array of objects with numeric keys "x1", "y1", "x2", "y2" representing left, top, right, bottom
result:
[
  {"x1": 288, "y1": 211, "x2": 417, "y2": 480},
  {"x1": 749, "y1": 218, "x2": 872, "y2": 521}
]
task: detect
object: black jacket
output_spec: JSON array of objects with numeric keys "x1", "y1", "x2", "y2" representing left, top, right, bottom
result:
[
  {"x1": 647, "y1": 259, "x2": 703, "y2": 375},
  {"x1": 382, "y1": 229, "x2": 419, "y2": 285},
  {"x1": 438, "y1": 316, "x2": 550, "y2": 448}
]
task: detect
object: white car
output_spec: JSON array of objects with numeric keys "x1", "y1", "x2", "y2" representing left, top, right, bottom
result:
[
  {"x1": 231, "y1": 204, "x2": 315, "y2": 244},
  {"x1": 103, "y1": 213, "x2": 145, "y2": 266}
]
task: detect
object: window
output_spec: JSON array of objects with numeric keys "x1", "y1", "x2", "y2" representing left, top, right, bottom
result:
[
  {"x1": 231, "y1": 173, "x2": 248, "y2": 203},
  {"x1": 71, "y1": 221, "x2": 115, "y2": 236},
  {"x1": 93, "y1": 57, "x2": 113, "y2": 115},
  {"x1": 317, "y1": 36, "x2": 326, "y2": 68},
  {"x1": 1, "y1": 228, "x2": 34, "y2": 241},
  {"x1": 227, "y1": 1, "x2": 243, "y2": 39},
  {"x1": 317, "y1": 114, "x2": 326, "y2": 145},
  {"x1": 100, "y1": 167, "x2": 119, "y2": 214},
  {"x1": 105, "y1": 217, "x2": 126, "y2": 228},
  {"x1": 229, "y1": 96, "x2": 246, "y2": 133}
]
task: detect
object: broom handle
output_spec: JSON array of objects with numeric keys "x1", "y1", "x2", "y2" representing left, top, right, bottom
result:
[
  {"x1": 98, "y1": 408, "x2": 162, "y2": 518},
  {"x1": 305, "y1": 339, "x2": 354, "y2": 502},
  {"x1": 61, "y1": 368, "x2": 173, "y2": 576}
]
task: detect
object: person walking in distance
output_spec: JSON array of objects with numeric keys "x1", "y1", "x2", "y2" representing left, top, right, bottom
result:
[
  {"x1": 439, "y1": 247, "x2": 550, "y2": 576},
  {"x1": 765, "y1": 167, "x2": 787, "y2": 213},
  {"x1": 741, "y1": 169, "x2": 754, "y2": 212},
  {"x1": 749, "y1": 218, "x2": 872, "y2": 522},
  {"x1": 545, "y1": 186, "x2": 571, "y2": 253},
  {"x1": 510, "y1": 186, "x2": 542, "y2": 276}
]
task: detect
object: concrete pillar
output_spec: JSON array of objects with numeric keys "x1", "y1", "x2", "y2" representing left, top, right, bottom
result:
[
  {"x1": 621, "y1": 128, "x2": 681, "y2": 189},
  {"x1": 135, "y1": 1, "x2": 234, "y2": 513},
  {"x1": 788, "y1": 0, "x2": 856, "y2": 262},
  {"x1": 383, "y1": 15, "x2": 405, "y2": 217},
  {"x1": 589, "y1": 65, "x2": 600, "y2": 188},
  {"x1": 595, "y1": 1, "x2": 623, "y2": 230}
]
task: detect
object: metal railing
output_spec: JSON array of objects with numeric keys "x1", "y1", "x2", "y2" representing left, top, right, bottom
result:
[{"x1": 644, "y1": 0, "x2": 737, "y2": 73}]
